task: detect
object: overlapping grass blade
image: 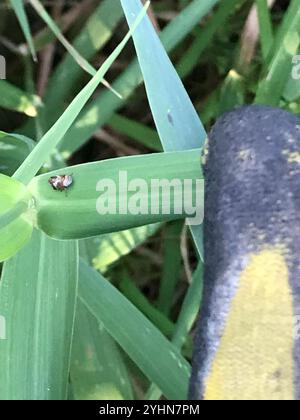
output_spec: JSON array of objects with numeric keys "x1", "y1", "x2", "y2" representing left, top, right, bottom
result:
[
  {"x1": 0, "y1": 173, "x2": 33, "y2": 262},
  {"x1": 58, "y1": 0, "x2": 219, "y2": 156},
  {"x1": 0, "y1": 80, "x2": 41, "y2": 116},
  {"x1": 13, "y1": 3, "x2": 149, "y2": 185},
  {"x1": 147, "y1": 263, "x2": 204, "y2": 399},
  {"x1": 158, "y1": 221, "x2": 183, "y2": 316},
  {"x1": 82, "y1": 223, "x2": 161, "y2": 272},
  {"x1": 255, "y1": 0, "x2": 274, "y2": 61},
  {"x1": 79, "y1": 260, "x2": 191, "y2": 400},
  {"x1": 0, "y1": 131, "x2": 34, "y2": 176},
  {"x1": 29, "y1": 0, "x2": 119, "y2": 98},
  {"x1": 29, "y1": 149, "x2": 202, "y2": 240},
  {"x1": 71, "y1": 300, "x2": 134, "y2": 400},
  {"x1": 177, "y1": 0, "x2": 243, "y2": 78},
  {"x1": 10, "y1": 0, "x2": 36, "y2": 60},
  {"x1": 45, "y1": 0, "x2": 123, "y2": 115},
  {"x1": 120, "y1": 0, "x2": 205, "y2": 258},
  {"x1": 109, "y1": 114, "x2": 162, "y2": 151},
  {"x1": 255, "y1": 0, "x2": 300, "y2": 105},
  {"x1": 0, "y1": 230, "x2": 78, "y2": 399}
]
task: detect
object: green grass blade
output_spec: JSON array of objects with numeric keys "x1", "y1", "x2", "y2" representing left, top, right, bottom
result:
[
  {"x1": 45, "y1": 0, "x2": 123, "y2": 114},
  {"x1": 109, "y1": 114, "x2": 162, "y2": 151},
  {"x1": 13, "y1": 4, "x2": 149, "y2": 185},
  {"x1": 218, "y1": 70, "x2": 245, "y2": 115},
  {"x1": 255, "y1": 0, "x2": 274, "y2": 61},
  {"x1": 177, "y1": 0, "x2": 243, "y2": 78},
  {"x1": 0, "y1": 173, "x2": 33, "y2": 262},
  {"x1": 0, "y1": 131, "x2": 34, "y2": 176},
  {"x1": 0, "y1": 80, "x2": 41, "y2": 116},
  {"x1": 283, "y1": 73, "x2": 300, "y2": 102},
  {"x1": 29, "y1": 0, "x2": 119, "y2": 97},
  {"x1": 255, "y1": 0, "x2": 300, "y2": 105},
  {"x1": 158, "y1": 221, "x2": 183, "y2": 316},
  {"x1": 120, "y1": 0, "x2": 205, "y2": 258},
  {"x1": 122, "y1": 0, "x2": 206, "y2": 151},
  {"x1": 59, "y1": 0, "x2": 218, "y2": 156},
  {"x1": 119, "y1": 276, "x2": 194, "y2": 357},
  {"x1": 79, "y1": 260, "x2": 191, "y2": 400},
  {"x1": 10, "y1": 0, "x2": 36, "y2": 60},
  {"x1": 120, "y1": 277, "x2": 176, "y2": 339},
  {"x1": 0, "y1": 230, "x2": 78, "y2": 399},
  {"x1": 84, "y1": 223, "x2": 161, "y2": 272},
  {"x1": 71, "y1": 300, "x2": 134, "y2": 400},
  {"x1": 172, "y1": 264, "x2": 204, "y2": 349},
  {"x1": 29, "y1": 149, "x2": 203, "y2": 240},
  {"x1": 147, "y1": 263, "x2": 204, "y2": 400}
]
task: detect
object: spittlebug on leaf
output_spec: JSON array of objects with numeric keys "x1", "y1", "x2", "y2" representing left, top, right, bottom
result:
[{"x1": 49, "y1": 175, "x2": 73, "y2": 192}]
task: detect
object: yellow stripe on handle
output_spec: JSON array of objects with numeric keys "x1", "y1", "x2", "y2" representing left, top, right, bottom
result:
[
  {"x1": 205, "y1": 249, "x2": 294, "y2": 400},
  {"x1": 189, "y1": 105, "x2": 300, "y2": 401}
]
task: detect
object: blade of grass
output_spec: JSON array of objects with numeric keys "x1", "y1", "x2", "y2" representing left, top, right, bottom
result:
[
  {"x1": 109, "y1": 113, "x2": 162, "y2": 151},
  {"x1": 13, "y1": 3, "x2": 150, "y2": 185},
  {"x1": 120, "y1": 0, "x2": 205, "y2": 258},
  {"x1": 58, "y1": 0, "x2": 220, "y2": 156},
  {"x1": 123, "y1": 0, "x2": 207, "y2": 151},
  {"x1": 177, "y1": 0, "x2": 244, "y2": 78},
  {"x1": 0, "y1": 80, "x2": 41, "y2": 116},
  {"x1": 218, "y1": 70, "x2": 245, "y2": 115},
  {"x1": 71, "y1": 300, "x2": 134, "y2": 400},
  {"x1": 45, "y1": 0, "x2": 123, "y2": 114},
  {"x1": 29, "y1": 149, "x2": 203, "y2": 240},
  {"x1": 255, "y1": 0, "x2": 274, "y2": 61},
  {"x1": 255, "y1": 0, "x2": 300, "y2": 105},
  {"x1": 0, "y1": 230, "x2": 78, "y2": 399},
  {"x1": 158, "y1": 221, "x2": 183, "y2": 316},
  {"x1": 85, "y1": 223, "x2": 161, "y2": 272},
  {"x1": 79, "y1": 260, "x2": 191, "y2": 400},
  {"x1": 0, "y1": 173, "x2": 33, "y2": 262},
  {"x1": 29, "y1": 0, "x2": 120, "y2": 97},
  {"x1": 119, "y1": 275, "x2": 194, "y2": 358},
  {"x1": 0, "y1": 131, "x2": 34, "y2": 175},
  {"x1": 120, "y1": 277, "x2": 176, "y2": 339},
  {"x1": 283, "y1": 70, "x2": 300, "y2": 102},
  {"x1": 147, "y1": 263, "x2": 204, "y2": 400},
  {"x1": 10, "y1": 0, "x2": 37, "y2": 60}
]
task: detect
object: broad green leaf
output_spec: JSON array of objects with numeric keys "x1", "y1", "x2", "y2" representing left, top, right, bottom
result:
[
  {"x1": 71, "y1": 300, "x2": 133, "y2": 400},
  {"x1": 0, "y1": 173, "x2": 33, "y2": 262},
  {"x1": 79, "y1": 260, "x2": 191, "y2": 400},
  {"x1": 13, "y1": 3, "x2": 149, "y2": 185},
  {"x1": 29, "y1": 149, "x2": 203, "y2": 240},
  {"x1": 0, "y1": 80, "x2": 41, "y2": 116},
  {"x1": 0, "y1": 230, "x2": 78, "y2": 399},
  {"x1": 120, "y1": 0, "x2": 205, "y2": 257},
  {"x1": 109, "y1": 114, "x2": 162, "y2": 151},
  {"x1": 0, "y1": 131, "x2": 34, "y2": 176},
  {"x1": 10, "y1": 0, "x2": 36, "y2": 60}
]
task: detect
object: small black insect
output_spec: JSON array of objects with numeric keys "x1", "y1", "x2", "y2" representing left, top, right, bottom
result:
[{"x1": 49, "y1": 175, "x2": 73, "y2": 192}]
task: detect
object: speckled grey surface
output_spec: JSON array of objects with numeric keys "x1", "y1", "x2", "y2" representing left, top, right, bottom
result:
[{"x1": 189, "y1": 105, "x2": 300, "y2": 400}]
